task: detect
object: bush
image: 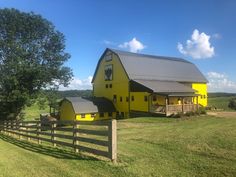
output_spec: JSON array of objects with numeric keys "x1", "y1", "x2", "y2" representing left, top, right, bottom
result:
[
  {"x1": 171, "y1": 112, "x2": 183, "y2": 118},
  {"x1": 185, "y1": 112, "x2": 191, "y2": 117},
  {"x1": 228, "y1": 98, "x2": 236, "y2": 110},
  {"x1": 197, "y1": 107, "x2": 206, "y2": 115}
]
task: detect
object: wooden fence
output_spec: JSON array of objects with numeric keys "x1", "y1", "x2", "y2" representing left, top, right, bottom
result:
[{"x1": 0, "y1": 119, "x2": 117, "y2": 162}]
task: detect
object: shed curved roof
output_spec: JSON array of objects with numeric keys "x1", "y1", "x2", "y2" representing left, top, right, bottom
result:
[{"x1": 64, "y1": 97, "x2": 115, "y2": 114}]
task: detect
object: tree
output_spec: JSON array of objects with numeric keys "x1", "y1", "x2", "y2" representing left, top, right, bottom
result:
[
  {"x1": 0, "y1": 8, "x2": 73, "y2": 120},
  {"x1": 228, "y1": 98, "x2": 236, "y2": 110}
]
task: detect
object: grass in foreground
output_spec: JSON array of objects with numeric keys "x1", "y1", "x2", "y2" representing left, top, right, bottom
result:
[{"x1": 0, "y1": 115, "x2": 236, "y2": 177}]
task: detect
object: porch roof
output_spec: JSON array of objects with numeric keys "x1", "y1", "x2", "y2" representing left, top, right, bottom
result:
[
  {"x1": 133, "y1": 79, "x2": 196, "y2": 94},
  {"x1": 168, "y1": 93, "x2": 200, "y2": 97}
]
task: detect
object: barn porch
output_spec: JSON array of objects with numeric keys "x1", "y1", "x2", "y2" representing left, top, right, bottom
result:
[{"x1": 149, "y1": 93, "x2": 199, "y2": 116}]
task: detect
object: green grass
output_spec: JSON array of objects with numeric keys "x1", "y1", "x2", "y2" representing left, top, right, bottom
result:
[
  {"x1": 1, "y1": 116, "x2": 236, "y2": 177},
  {"x1": 208, "y1": 96, "x2": 235, "y2": 111},
  {"x1": 22, "y1": 103, "x2": 49, "y2": 120}
]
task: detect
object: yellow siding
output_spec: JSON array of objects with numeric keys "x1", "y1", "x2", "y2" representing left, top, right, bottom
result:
[
  {"x1": 93, "y1": 53, "x2": 129, "y2": 114},
  {"x1": 60, "y1": 99, "x2": 116, "y2": 121},
  {"x1": 130, "y1": 92, "x2": 149, "y2": 112},
  {"x1": 60, "y1": 100, "x2": 75, "y2": 121},
  {"x1": 192, "y1": 83, "x2": 208, "y2": 107},
  {"x1": 152, "y1": 95, "x2": 166, "y2": 105},
  {"x1": 76, "y1": 112, "x2": 116, "y2": 121}
]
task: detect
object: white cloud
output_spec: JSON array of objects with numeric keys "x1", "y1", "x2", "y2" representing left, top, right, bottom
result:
[
  {"x1": 207, "y1": 72, "x2": 236, "y2": 93},
  {"x1": 212, "y1": 33, "x2": 221, "y2": 39},
  {"x1": 118, "y1": 37, "x2": 146, "y2": 53},
  {"x1": 178, "y1": 29, "x2": 215, "y2": 59},
  {"x1": 103, "y1": 40, "x2": 116, "y2": 45},
  {"x1": 59, "y1": 76, "x2": 93, "y2": 90}
]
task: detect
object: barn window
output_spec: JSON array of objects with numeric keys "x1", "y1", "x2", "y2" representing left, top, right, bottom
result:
[
  {"x1": 131, "y1": 96, "x2": 134, "y2": 101},
  {"x1": 105, "y1": 53, "x2": 112, "y2": 62},
  {"x1": 91, "y1": 113, "x2": 96, "y2": 117},
  {"x1": 109, "y1": 84, "x2": 112, "y2": 88},
  {"x1": 113, "y1": 95, "x2": 117, "y2": 103},
  {"x1": 100, "y1": 113, "x2": 104, "y2": 117},
  {"x1": 126, "y1": 97, "x2": 129, "y2": 102},
  {"x1": 108, "y1": 112, "x2": 112, "y2": 117},
  {"x1": 120, "y1": 96, "x2": 122, "y2": 102},
  {"x1": 144, "y1": 96, "x2": 148, "y2": 102},
  {"x1": 81, "y1": 114, "x2": 85, "y2": 118},
  {"x1": 105, "y1": 84, "x2": 108, "y2": 88}
]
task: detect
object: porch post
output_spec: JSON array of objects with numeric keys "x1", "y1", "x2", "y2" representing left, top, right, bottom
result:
[
  {"x1": 165, "y1": 96, "x2": 168, "y2": 116},
  {"x1": 181, "y1": 97, "x2": 184, "y2": 113},
  {"x1": 197, "y1": 96, "x2": 199, "y2": 111}
]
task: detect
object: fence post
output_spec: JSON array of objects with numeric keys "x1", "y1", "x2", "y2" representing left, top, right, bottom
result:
[
  {"x1": 37, "y1": 121, "x2": 41, "y2": 144},
  {"x1": 16, "y1": 121, "x2": 20, "y2": 139},
  {"x1": 26, "y1": 122, "x2": 30, "y2": 141},
  {"x1": 7, "y1": 121, "x2": 10, "y2": 136},
  {"x1": 12, "y1": 121, "x2": 16, "y2": 137},
  {"x1": 51, "y1": 122, "x2": 57, "y2": 147},
  {"x1": 0, "y1": 121, "x2": 3, "y2": 133},
  {"x1": 19, "y1": 122, "x2": 22, "y2": 140},
  {"x1": 3, "y1": 121, "x2": 6, "y2": 134},
  {"x1": 108, "y1": 119, "x2": 117, "y2": 163},
  {"x1": 73, "y1": 121, "x2": 79, "y2": 153}
]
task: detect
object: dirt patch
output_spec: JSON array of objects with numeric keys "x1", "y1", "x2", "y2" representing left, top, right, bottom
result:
[{"x1": 208, "y1": 111, "x2": 236, "y2": 118}]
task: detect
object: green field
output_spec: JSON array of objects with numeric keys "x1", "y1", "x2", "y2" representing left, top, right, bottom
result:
[
  {"x1": 1, "y1": 116, "x2": 236, "y2": 177},
  {"x1": 208, "y1": 96, "x2": 235, "y2": 111}
]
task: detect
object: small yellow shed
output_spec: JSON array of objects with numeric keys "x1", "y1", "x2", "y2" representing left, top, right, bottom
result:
[{"x1": 59, "y1": 97, "x2": 116, "y2": 121}]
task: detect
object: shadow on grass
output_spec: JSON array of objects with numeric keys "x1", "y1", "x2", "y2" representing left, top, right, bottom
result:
[{"x1": 0, "y1": 133, "x2": 98, "y2": 161}]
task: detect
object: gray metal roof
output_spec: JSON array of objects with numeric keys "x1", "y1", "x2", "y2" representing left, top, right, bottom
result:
[
  {"x1": 133, "y1": 79, "x2": 196, "y2": 94},
  {"x1": 110, "y1": 49, "x2": 208, "y2": 83},
  {"x1": 64, "y1": 97, "x2": 115, "y2": 114}
]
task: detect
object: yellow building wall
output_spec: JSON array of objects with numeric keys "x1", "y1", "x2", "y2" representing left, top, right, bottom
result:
[
  {"x1": 154, "y1": 95, "x2": 166, "y2": 105},
  {"x1": 130, "y1": 92, "x2": 149, "y2": 112},
  {"x1": 60, "y1": 100, "x2": 116, "y2": 121},
  {"x1": 192, "y1": 83, "x2": 208, "y2": 107},
  {"x1": 60, "y1": 100, "x2": 75, "y2": 121},
  {"x1": 76, "y1": 112, "x2": 116, "y2": 121},
  {"x1": 93, "y1": 52, "x2": 129, "y2": 114}
]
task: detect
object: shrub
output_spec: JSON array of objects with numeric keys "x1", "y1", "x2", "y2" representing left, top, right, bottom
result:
[
  {"x1": 171, "y1": 112, "x2": 183, "y2": 118},
  {"x1": 228, "y1": 98, "x2": 236, "y2": 110},
  {"x1": 198, "y1": 107, "x2": 206, "y2": 114}
]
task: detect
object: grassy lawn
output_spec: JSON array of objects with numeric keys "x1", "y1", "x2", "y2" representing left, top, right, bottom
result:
[{"x1": 1, "y1": 116, "x2": 236, "y2": 177}]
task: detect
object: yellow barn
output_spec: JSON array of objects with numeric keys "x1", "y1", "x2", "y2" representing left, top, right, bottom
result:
[
  {"x1": 92, "y1": 48, "x2": 208, "y2": 117},
  {"x1": 60, "y1": 97, "x2": 116, "y2": 121}
]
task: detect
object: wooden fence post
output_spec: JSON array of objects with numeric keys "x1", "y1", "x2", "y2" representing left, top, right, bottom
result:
[
  {"x1": 26, "y1": 122, "x2": 30, "y2": 141},
  {"x1": 12, "y1": 121, "x2": 16, "y2": 137},
  {"x1": 3, "y1": 121, "x2": 6, "y2": 134},
  {"x1": 16, "y1": 121, "x2": 20, "y2": 139},
  {"x1": 108, "y1": 119, "x2": 117, "y2": 163},
  {"x1": 51, "y1": 122, "x2": 57, "y2": 147},
  {"x1": 19, "y1": 122, "x2": 22, "y2": 140},
  {"x1": 37, "y1": 122, "x2": 41, "y2": 144},
  {"x1": 73, "y1": 121, "x2": 79, "y2": 153},
  {"x1": 7, "y1": 121, "x2": 10, "y2": 136}
]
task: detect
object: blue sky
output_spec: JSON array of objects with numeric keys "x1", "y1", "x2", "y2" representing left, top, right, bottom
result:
[{"x1": 1, "y1": 0, "x2": 236, "y2": 92}]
